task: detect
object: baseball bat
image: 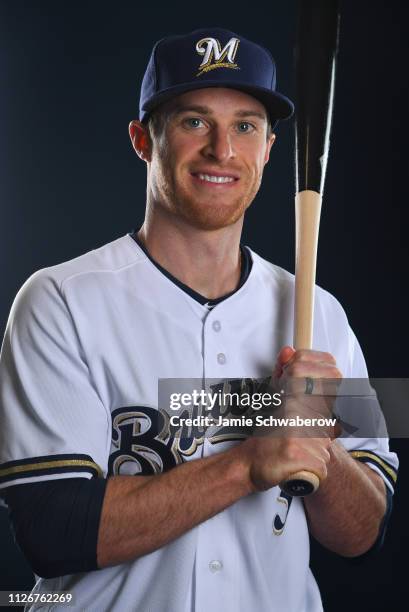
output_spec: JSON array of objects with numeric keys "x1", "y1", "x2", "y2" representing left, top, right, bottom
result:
[{"x1": 279, "y1": 0, "x2": 340, "y2": 497}]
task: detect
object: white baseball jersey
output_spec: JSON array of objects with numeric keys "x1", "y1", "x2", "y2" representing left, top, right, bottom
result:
[{"x1": 0, "y1": 234, "x2": 398, "y2": 612}]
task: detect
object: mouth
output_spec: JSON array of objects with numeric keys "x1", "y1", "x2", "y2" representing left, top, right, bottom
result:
[{"x1": 191, "y1": 171, "x2": 239, "y2": 186}]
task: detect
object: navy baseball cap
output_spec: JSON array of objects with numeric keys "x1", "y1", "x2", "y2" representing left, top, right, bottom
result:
[{"x1": 139, "y1": 28, "x2": 294, "y2": 127}]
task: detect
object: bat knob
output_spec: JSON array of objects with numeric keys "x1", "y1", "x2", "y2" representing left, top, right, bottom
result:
[{"x1": 279, "y1": 470, "x2": 320, "y2": 497}]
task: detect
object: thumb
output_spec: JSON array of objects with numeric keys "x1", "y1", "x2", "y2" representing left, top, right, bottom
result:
[
  {"x1": 273, "y1": 346, "x2": 296, "y2": 379},
  {"x1": 277, "y1": 345, "x2": 296, "y2": 367}
]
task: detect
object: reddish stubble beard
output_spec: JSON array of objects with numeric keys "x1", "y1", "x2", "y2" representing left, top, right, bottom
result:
[{"x1": 147, "y1": 146, "x2": 263, "y2": 232}]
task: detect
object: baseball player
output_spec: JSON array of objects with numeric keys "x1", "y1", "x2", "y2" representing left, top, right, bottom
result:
[{"x1": 0, "y1": 28, "x2": 398, "y2": 612}]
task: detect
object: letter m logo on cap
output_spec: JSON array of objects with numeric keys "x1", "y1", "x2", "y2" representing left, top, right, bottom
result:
[{"x1": 195, "y1": 37, "x2": 240, "y2": 76}]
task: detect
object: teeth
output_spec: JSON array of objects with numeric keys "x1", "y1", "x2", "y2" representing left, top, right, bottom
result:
[{"x1": 197, "y1": 173, "x2": 235, "y2": 183}]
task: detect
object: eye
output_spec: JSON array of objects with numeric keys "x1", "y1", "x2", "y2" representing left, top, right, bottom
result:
[
  {"x1": 237, "y1": 121, "x2": 255, "y2": 133},
  {"x1": 184, "y1": 117, "x2": 205, "y2": 129}
]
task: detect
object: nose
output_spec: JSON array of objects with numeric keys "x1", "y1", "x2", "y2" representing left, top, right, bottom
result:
[{"x1": 201, "y1": 126, "x2": 236, "y2": 163}]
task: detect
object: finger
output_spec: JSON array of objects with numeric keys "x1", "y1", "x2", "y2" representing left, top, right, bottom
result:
[
  {"x1": 283, "y1": 361, "x2": 342, "y2": 380},
  {"x1": 280, "y1": 439, "x2": 331, "y2": 480},
  {"x1": 289, "y1": 349, "x2": 337, "y2": 365}
]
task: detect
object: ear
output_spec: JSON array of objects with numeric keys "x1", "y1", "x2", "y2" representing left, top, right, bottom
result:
[
  {"x1": 264, "y1": 132, "x2": 276, "y2": 165},
  {"x1": 129, "y1": 120, "x2": 152, "y2": 162}
]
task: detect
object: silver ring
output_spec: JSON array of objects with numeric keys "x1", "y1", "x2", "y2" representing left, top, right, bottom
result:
[{"x1": 305, "y1": 377, "x2": 314, "y2": 395}]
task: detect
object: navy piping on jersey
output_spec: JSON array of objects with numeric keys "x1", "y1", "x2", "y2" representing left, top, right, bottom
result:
[
  {"x1": 0, "y1": 453, "x2": 103, "y2": 486},
  {"x1": 129, "y1": 231, "x2": 253, "y2": 308},
  {"x1": 349, "y1": 450, "x2": 398, "y2": 492}
]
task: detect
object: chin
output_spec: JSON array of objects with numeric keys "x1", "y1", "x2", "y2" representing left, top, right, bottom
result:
[
  {"x1": 179, "y1": 205, "x2": 245, "y2": 231},
  {"x1": 174, "y1": 194, "x2": 253, "y2": 231}
]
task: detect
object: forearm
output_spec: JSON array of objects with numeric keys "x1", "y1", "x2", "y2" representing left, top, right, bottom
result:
[
  {"x1": 97, "y1": 446, "x2": 251, "y2": 568},
  {"x1": 303, "y1": 441, "x2": 387, "y2": 557}
]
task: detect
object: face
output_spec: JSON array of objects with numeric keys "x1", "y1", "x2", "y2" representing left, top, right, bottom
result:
[{"x1": 145, "y1": 88, "x2": 275, "y2": 231}]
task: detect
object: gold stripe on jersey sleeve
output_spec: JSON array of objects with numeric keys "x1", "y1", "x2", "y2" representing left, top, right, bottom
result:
[
  {"x1": 0, "y1": 459, "x2": 103, "y2": 479},
  {"x1": 349, "y1": 451, "x2": 397, "y2": 483}
]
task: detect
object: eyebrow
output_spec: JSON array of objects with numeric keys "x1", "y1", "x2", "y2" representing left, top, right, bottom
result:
[{"x1": 170, "y1": 104, "x2": 267, "y2": 122}]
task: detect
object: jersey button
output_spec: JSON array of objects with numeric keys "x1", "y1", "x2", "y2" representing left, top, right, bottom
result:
[
  {"x1": 212, "y1": 320, "x2": 221, "y2": 332},
  {"x1": 209, "y1": 560, "x2": 223, "y2": 573},
  {"x1": 217, "y1": 353, "x2": 226, "y2": 365}
]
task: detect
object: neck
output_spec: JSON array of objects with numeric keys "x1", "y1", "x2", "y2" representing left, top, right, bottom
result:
[{"x1": 137, "y1": 204, "x2": 243, "y2": 300}]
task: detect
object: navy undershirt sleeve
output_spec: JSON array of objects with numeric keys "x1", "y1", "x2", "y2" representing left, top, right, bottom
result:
[
  {"x1": 4, "y1": 475, "x2": 392, "y2": 579},
  {"x1": 343, "y1": 487, "x2": 393, "y2": 563},
  {"x1": 4, "y1": 477, "x2": 107, "y2": 578}
]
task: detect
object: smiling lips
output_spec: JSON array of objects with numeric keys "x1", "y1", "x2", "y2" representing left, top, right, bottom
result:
[{"x1": 192, "y1": 171, "x2": 239, "y2": 185}]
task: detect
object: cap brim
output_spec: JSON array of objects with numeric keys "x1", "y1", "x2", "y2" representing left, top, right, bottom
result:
[{"x1": 140, "y1": 81, "x2": 294, "y2": 125}]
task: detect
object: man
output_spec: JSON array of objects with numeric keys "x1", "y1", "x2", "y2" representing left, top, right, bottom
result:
[{"x1": 0, "y1": 28, "x2": 398, "y2": 611}]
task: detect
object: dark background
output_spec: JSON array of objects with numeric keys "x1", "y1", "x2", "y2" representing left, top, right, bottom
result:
[{"x1": 0, "y1": 1, "x2": 407, "y2": 610}]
